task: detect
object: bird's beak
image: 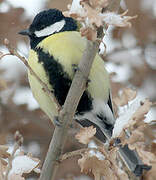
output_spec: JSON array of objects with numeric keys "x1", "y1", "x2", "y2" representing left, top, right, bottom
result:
[{"x1": 18, "y1": 29, "x2": 31, "y2": 36}]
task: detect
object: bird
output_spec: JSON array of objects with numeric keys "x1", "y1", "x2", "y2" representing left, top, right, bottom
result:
[{"x1": 19, "y1": 9, "x2": 150, "y2": 176}]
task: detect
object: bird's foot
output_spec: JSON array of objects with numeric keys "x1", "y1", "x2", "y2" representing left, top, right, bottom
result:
[{"x1": 53, "y1": 116, "x2": 62, "y2": 127}]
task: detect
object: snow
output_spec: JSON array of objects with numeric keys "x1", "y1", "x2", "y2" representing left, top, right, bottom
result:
[
  {"x1": 106, "y1": 62, "x2": 133, "y2": 82},
  {"x1": 145, "y1": 107, "x2": 156, "y2": 123},
  {"x1": 0, "y1": 1, "x2": 10, "y2": 13},
  {"x1": 107, "y1": 47, "x2": 143, "y2": 67},
  {"x1": 69, "y1": 0, "x2": 85, "y2": 15},
  {"x1": 13, "y1": 87, "x2": 39, "y2": 110},
  {"x1": 112, "y1": 95, "x2": 145, "y2": 138},
  {"x1": 145, "y1": 43, "x2": 156, "y2": 70},
  {"x1": 102, "y1": 26, "x2": 121, "y2": 53},
  {"x1": 141, "y1": 0, "x2": 156, "y2": 17},
  {"x1": 88, "y1": 141, "x2": 105, "y2": 160},
  {"x1": 26, "y1": 142, "x2": 40, "y2": 156},
  {"x1": 9, "y1": 155, "x2": 40, "y2": 177},
  {"x1": 0, "y1": 45, "x2": 27, "y2": 81},
  {"x1": 122, "y1": 32, "x2": 137, "y2": 48},
  {"x1": 6, "y1": 0, "x2": 46, "y2": 19}
]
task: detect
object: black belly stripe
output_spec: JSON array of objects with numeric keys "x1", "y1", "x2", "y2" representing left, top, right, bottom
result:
[{"x1": 34, "y1": 47, "x2": 93, "y2": 113}]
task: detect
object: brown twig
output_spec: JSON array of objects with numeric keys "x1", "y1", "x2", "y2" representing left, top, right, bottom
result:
[
  {"x1": 3, "y1": 39, "x2": 61, "y2": 112},
  {"x1": 60, "y1": 147, "x2": 98, "y2": 161}
]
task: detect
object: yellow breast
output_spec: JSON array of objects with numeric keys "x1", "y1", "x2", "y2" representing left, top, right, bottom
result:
[{"x1": 28, "y1": 31, "x2": 110, "y2": 121}]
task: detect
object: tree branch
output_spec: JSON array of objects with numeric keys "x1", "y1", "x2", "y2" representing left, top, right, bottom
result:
[{"x1": 39, "y1": 1, "x2": 122, "y2": 180}]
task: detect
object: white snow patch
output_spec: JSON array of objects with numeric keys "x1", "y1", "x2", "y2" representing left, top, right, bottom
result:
[
  {"x1": 107, "y1": 47, "x2": 143, "y2": 67},
  {"x1": 26, "y1": 142, "x2": 40, "y2": 156},
  {"x1": 106, "y1": 62, "x2": 133, "y2": 82},
  {"x1": 145, "y1": 43, "x2": 156, "y2": 70},
  {"x1": 13, "y1": 87, "x2": 39, "y2": 110},
  {"x1": 88, "y1": 141, "x2": 105, "y2": 160},
  {"x1": 0, "y1": 1, "x2": 10, "y2": 13},
  {"x1": 102, "y1": 26, "x2": 121, "y2": 53},
  {"x1": 120, "y1": 0, "x2": 127, "y2": 10},
  {"x1": 122, "y1": 32, "x2": 137, "y2": 48},
  {"x1": 112, "y1": 95, "x2": 145, "y2": 138},
  {"x1": 9, "y1": 155, "x2": 40, "y2": 177},
  {"x1": 141, "y1": 0, "x2": 156, "y2": 17},
  {"x1": 6, "y1": 0, "x2": 46, "y2": 18},
  {"x1": 0, "y1": 45, "x2": 27, "y2": 81},
  {"x1": 69, "y1": 0, "x2": 85, "y2": 15},
  {"x1": 145, "y1": 107, "x2": 156, "y2": 123}
]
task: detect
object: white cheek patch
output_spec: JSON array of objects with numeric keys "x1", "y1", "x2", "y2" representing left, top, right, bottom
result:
[{"x1": 35, "y1": 19, "x2": 65, "y2": 37}]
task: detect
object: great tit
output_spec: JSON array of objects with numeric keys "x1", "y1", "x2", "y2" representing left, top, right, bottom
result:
[{"x1": 19, "y1": 9, "x2": 150, "y2": 176}]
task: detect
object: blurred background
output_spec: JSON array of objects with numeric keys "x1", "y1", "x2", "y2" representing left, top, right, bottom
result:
[{"x1": 0, "y1": 0, "x2": 156, "y2": 179}]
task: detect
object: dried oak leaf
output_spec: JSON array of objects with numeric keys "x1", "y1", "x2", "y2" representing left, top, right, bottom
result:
[
  {"x1": 121, "y1": 126, "x2": 145, "y2": 149},
  {"x1": 102, "y1": 11, "x2": 137, "y2": 27},
  {"x1": 80, "y1": 27, "x2": 97, "y2": 41},
  {"x1": 78, "y1": 153, "x2": 116, "y2": 179},
  {"x1": 113, "y1": 88, "x2": 137, "y2": 106},
  {"x1": 80, "y1": 1, "x2": 103, "y2": 27},
  {"x1": 144, "y1": 163, "x2": 156, "y2": 180},
  {"x1": 100, "y1": 147, "x2": 129, "y2": 180},
  {"x1": 137, "y1": 149, "x2": 156, "y2": 165},
  {"x1": 0, "y1": 145, "x2": 10, "y2": 159},
  {"x1": 75, "y1": 126, "x2": 96, "y2": 144},
  {"x1": 81, "y1": 0, "x2": 109, "y2": 9}
]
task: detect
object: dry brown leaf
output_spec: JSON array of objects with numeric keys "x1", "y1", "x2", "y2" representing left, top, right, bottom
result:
[
  {"x1": 0, "y1": 145, "x2": 10, "y2": 159},
  {"x1": 82, "y1": 0, "x2": 109, "y2": 9},
  {"x1": 81, "y1": 2, "x2": 103, "y2": 27},
  {"x1": 80, "y1": 27, "x2": 97, "y2": 41},
  {"x1": 0, "y1": 159, "x2": 7, "y2": 179},
  {"x1": 75, "y1": 126, "x2": 96, "y2": 144},
  {"x1": 113, "y1": 88, "x2": 137, "y2": 106},
  {"x1": 100, "y1": 147, "x2": 129, "y2": 180},
  {"x1": 117, "y1": 169, "x2": 129, "y2": 180},
  {"x1": 122, "y1": 128, "x2": 145, "y2": 149},
  {"x1": 137, "y1": 149, "x2": 156, "y2": 165},
  {"x1": 144, "y1": 163, "x2": 156, "y2": 180},
  {"x1": 78, "y1": 153, "x2": 117, "y2": 180}
]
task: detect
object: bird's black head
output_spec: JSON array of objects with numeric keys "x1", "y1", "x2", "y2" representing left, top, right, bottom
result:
[{"x1": 19, "y1": 9, "x2": 78, "y2": 49}]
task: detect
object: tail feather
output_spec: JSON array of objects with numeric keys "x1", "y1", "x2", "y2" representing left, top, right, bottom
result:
[
  {"x1": 75, "y1": 116, "x2": 151, "y2": 176},
  {"x1": 118, "y1": 144, "x2": 151, "y2": 176}
]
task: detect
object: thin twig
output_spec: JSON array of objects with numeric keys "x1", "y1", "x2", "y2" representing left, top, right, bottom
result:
[
  {"x1": 3, "y1": 39, "x2": 61, "y2": 112},
  {"x1": 60, "y1": 148, "x2": 98, "y2": 161}
]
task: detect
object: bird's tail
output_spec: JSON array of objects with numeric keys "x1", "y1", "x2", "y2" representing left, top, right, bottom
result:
[{"x1": 76, "y1": 118, "x2": 151, "y2": 176}]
